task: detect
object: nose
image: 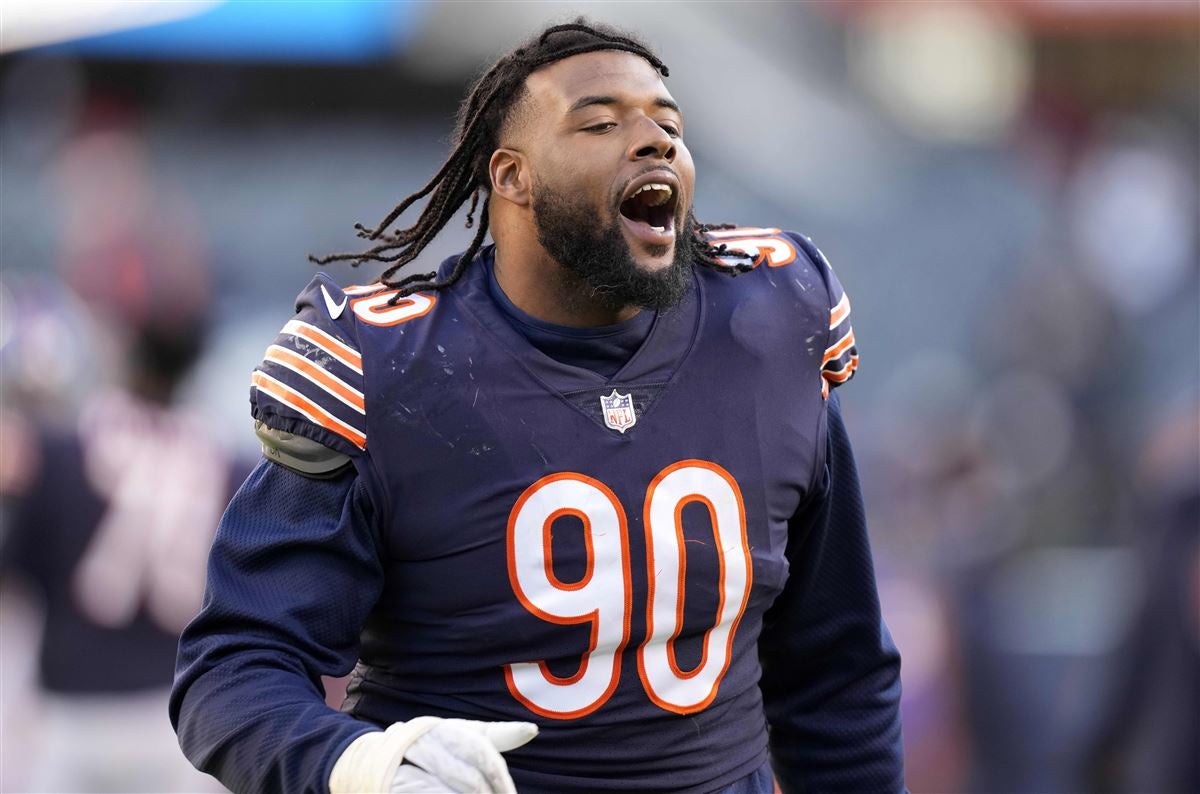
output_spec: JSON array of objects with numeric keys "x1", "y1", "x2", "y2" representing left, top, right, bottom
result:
[{"x1": 627, "y1": 118, "x2": 676, "y2": 163}]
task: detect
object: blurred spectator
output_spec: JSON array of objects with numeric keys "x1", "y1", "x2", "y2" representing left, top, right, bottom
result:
[
  {"x1": 1079, "y1": 402, "x2": 1200, "y2": 793},
  {"x1": 0, "y1": 119, "x2": 241, "y2": 792}
]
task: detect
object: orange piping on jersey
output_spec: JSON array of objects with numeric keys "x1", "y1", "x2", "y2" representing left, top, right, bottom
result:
[
  {"x1": 250, "y1": 370, "x2": 366, "y2": 449},
  {"x1": 663, "y1": 494, "x2": 721, "y2": 681},
  {"x1": 542, "y1": 508, "x2": 595, "y2": 592},
  {"x1": 522, "y1": 613, "x2": 599, "y2": 689},
  {"x1": 829, "y1": 293, "x2": 851, "y2": 329},
  {"x1": 504, "y1": 472, "x2": 632, "y2": 720},
  {"x1": 821, "y1": 355, "x2": 860, "y2": 400},
  {"x1": 822, "y1": 328, "x2": 857, "y2": 366},
  {"x1": 824, "y1": 354, "x2": 859, "y2": 383},
  {"x1": 282, "y1": 320, "x2": 362, "y2": 374},
  {"x1": 638, "y1": 459, "x2": 752, "y2": 716},
  {"x1": 264, "y1": 345, "x2": 365, "y2": 413}
]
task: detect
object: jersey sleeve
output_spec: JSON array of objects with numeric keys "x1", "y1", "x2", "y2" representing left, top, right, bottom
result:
[
  {"x1": 170, "y1": 460, "x2": 385, "y2": 793},
  {"x1": 787, "y1": 233, "x2": 859, "y2": 399},
  {"x1": 250, "y1": 275, "x2": 367, "y2": 456},
  {"x1": 758, "y1": 392, "x2": 905, "y2": 792}
]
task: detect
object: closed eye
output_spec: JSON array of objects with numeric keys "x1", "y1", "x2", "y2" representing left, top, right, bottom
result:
[{"x1": 582, "y1": 122, "x2": 617, "y2": 133}]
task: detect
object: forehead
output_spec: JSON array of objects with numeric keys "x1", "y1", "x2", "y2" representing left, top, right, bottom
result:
[{"x1": 524, "y1": 50, "x2": 673, "y2": 109}]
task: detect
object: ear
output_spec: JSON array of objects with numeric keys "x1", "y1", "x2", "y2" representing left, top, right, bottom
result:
[{"x1": 489, "y1": 148, "x2": 531, "y2": 207}]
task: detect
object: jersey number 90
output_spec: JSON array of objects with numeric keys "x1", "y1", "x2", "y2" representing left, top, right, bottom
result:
[{"x1": 505, "y1": 460, "x2": 752, "y2": 718}]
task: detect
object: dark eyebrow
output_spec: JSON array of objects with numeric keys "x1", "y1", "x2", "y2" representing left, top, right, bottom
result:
[{"x1": 567, "y1": 95, "x2": 683, "y2": 116}]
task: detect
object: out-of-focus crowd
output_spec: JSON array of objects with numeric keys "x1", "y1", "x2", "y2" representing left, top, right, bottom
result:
[{"x1": 1, "y1": 3, "x2": 1195, "y2": 792}]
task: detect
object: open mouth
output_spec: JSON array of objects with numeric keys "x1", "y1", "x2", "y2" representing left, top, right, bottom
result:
[{"x1": 619, "y1": 179, "x2": 678, "y2": 246}]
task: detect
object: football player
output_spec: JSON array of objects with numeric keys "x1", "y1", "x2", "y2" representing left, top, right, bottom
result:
[{"x1": 171, "y1": 20, "x2": 904, "y2": 794}]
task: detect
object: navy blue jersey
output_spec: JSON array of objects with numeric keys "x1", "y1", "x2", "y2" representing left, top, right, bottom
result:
[{"x1": 172, "y1": 228, "x2": 903, "y2": 793}]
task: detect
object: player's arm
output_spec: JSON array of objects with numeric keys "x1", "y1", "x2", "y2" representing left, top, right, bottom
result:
[
  {"x1": 758, "y1": 236, "x2": 904, "y2": 792},
  {"x1": 759, "y1": 393, "x2": 904, "y2": 793},
  {"x1": 170, "y1": 458, "x2": 384, "y2": 793},
  {"x1": 170, "y1": 276, "x2": 379, "y2": 790},
  {"x1": 171, "y1": 276, "x2": 534, "y2": 793},
  {"x1": 171, "y1": 452, "x2": 535, "y2": 794}
]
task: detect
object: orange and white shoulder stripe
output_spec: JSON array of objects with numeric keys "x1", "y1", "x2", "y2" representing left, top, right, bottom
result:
[
  {"x1": 250, "y1": 370, "x2": 366, "y2": 450},
  {"x1": 280, "y1": 319, "x2": 362, "y2": 375},
  {"x1": 822, "y1": 327, "x2": 856, "y2": 368},
  {"x1": 262, "y1": 344, "x2": 365, "y2": 414},
  {"x1": 822, "y1": 355, "x2": 859, "y2": 394},
  {"x1": 821, "y1": 290, "x2": 858, "y2": 398},
  {"x1": 828, "y1": 292, "x2": 851, "y2": 331},
  {"x1": 254, "y1": 316, "x2": 367, "y2": 449}
]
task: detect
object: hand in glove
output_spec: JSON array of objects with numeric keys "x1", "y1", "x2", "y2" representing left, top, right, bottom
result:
[{"x1": 330, "y1": 716, "x2": 538, "y2": 794}]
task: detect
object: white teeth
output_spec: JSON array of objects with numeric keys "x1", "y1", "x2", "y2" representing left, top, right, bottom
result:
[
  {"x1": 635, "y1": 182, "x2": 671, "y2": 195},
  {"x1": 630, "y1": 182, "x2": 673, "y2": 208},
  {"x1": 624, "y1": 182, "x2": 674, "y2": 228}
]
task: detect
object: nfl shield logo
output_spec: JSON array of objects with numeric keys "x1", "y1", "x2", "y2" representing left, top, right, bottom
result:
[{"x1": 600, "y1": 389, "x2": 637, "y2": 434}]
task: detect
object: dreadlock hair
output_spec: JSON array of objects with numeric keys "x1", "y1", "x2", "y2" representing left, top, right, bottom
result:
[{"x1": 309, "y1": 19, "x2": 755, "y2": 302}]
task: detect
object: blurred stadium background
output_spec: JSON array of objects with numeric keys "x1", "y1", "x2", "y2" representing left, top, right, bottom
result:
[{"x1": 1, "y1": 2, "x2": 1196, "y2": 792}]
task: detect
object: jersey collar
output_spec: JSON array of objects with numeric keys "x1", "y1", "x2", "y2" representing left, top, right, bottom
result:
[{"x1": 450, "y1": 245, "x2": 704, "y2": 397}]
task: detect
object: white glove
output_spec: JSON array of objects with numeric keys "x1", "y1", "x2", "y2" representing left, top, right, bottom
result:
[{"x1": 329, "y1": 716, "x2": 538, "y2": 794}]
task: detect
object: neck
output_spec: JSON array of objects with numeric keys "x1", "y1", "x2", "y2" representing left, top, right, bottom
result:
[{"x1": 492, "y1": 241, "x2": 642, "y2": 328}]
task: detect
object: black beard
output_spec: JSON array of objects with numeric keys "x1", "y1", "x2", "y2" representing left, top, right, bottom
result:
[{"x1": 532, "y1": 180, "x2": 700, "y2": 315}]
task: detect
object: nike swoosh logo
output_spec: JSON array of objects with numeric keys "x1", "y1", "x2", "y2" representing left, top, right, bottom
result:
[{"x1": 320, "y1": 284, "x2": 347, "y2": 319}]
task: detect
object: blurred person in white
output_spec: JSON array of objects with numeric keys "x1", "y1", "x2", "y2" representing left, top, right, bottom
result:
[{"x1": 0, "y1": 117, "x2": 238, "y2": 792}]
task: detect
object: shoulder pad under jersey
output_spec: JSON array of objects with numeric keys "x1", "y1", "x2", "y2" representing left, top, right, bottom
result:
[
  {"x1": 702, "y1": 226, "x2": 859, "y2": 398},
  {"x1": 254, "y1": 420, "x2": 351, "y2": 477},
  {"x1": 250, "y1": 274, "x2": 371, "y2": 460}
]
